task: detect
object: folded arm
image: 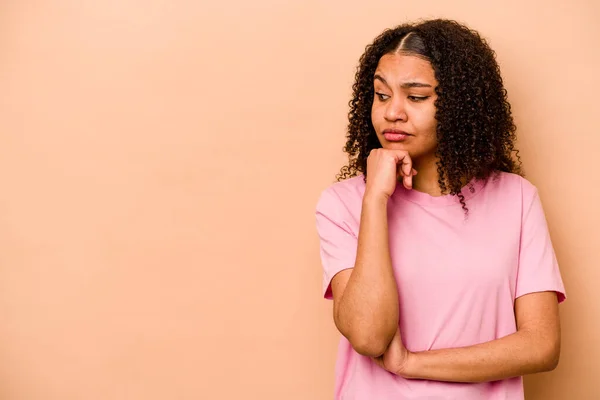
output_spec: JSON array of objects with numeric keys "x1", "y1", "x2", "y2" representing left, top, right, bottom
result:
[
  {"x1": 401, "y1": 291, "x2": 561, "y2": 382},
  {"x1": 331, "y1": 193, "x2": 399, "y2": 357}
]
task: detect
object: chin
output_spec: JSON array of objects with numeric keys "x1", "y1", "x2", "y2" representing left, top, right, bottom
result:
[{"x1": 381, "y1": 142, "x2": 410, "y2": 151}]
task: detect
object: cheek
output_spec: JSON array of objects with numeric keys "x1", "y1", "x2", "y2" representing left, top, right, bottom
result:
[
  {"x1": 371, "y1": 106, "x2": 382, "y2": 127},
  {"x1": 415, "y1": 107, "x2": 437, "y2": 132}
]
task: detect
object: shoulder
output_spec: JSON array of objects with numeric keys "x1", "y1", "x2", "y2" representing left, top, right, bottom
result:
[
  {"x1": 485, "y1": 171, "x2": 539, "y2": 201},
  {"x1": 315, "y1": 175, "x2": 366, "y2": 217}
]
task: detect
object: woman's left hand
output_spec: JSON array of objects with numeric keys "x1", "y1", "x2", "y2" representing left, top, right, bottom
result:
[{"x1": 372, "y1": 328, "x2": 413, "y2": 377}]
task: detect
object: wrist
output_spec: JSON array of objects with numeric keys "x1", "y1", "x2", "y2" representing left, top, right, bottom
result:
[{"x1": 363, "y1": 191, "x2": 389, "y2": 206}]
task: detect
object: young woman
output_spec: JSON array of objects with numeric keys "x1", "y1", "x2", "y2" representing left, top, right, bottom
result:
[{"x1": 315, "y1": 19, "x2": 566, "y2": 399}]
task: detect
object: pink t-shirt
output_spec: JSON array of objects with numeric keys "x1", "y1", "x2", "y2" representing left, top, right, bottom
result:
[{"x1": 315, "y1": 171, "x2": 566, "y2": 400}]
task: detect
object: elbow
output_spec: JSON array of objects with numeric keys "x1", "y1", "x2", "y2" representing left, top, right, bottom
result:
[
  {"x1": 539, "y1": 341, "x2": 561, "y2": 372},
  {"x1": 545, "y1": 349, "x2": 560, "y2": 372},
  {"x1": 348, "y1": 331, "x2": 394, "y2": 358},
  {"x1": 351, "y1": 338, "x2": 389, "y2": 358},
  {"x1": 334, "y1": 308, "x2": 398, "y2": 357}
]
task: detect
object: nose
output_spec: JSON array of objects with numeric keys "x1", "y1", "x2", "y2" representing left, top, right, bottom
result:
[{"x1": 384, "y1": 97, "x2": 407, "y2": 122}]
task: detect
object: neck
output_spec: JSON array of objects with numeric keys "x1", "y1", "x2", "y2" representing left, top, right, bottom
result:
[
  {"x1": 411, "y1": 157, "x2": 442, "y2": 196},
  {"x1": 413, "y1": 155, "x2": 442, "y2": 197},
  {"x1": 411, "y1": 156, "x2": 472, "y2": 197}
]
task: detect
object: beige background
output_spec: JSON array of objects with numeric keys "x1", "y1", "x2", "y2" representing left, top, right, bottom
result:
[{"x1": 0, "y1": 0, "x2": 598, "y2": 399}]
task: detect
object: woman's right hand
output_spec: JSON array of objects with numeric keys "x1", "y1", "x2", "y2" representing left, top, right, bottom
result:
[{"x1": 364, "y1": 148, "x2": 417, "y2": 200}]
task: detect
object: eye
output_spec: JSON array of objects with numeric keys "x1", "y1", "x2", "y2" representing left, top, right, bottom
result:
[
  {"x1": 408, "y1": 96, "x2": 429, "y2": 102},
  {"x1": 375, "y1": 92, "x2": 390, "y2": 101}
]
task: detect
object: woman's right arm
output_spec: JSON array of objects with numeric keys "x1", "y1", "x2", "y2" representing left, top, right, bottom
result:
[
  {"x1": 330, "y1": 149, "x2": 414, "y2": 357},
  {"x1": 331, "y1": 192, "x2": 398, "y2": 357}
]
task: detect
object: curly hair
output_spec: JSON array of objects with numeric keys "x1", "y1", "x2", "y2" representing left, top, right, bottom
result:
[{"x1": 336, "y1": 18, "x2": 522, "y2": 212}]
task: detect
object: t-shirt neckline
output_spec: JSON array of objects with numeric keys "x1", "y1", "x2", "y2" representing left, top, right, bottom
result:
[{"x1": 392, "y1": 176, "x2": 487, "y2": 206}]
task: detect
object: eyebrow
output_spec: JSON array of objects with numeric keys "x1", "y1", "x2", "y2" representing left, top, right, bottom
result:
[{"x1": 373, "y1": 74, "x2": 432, "y2": 88}]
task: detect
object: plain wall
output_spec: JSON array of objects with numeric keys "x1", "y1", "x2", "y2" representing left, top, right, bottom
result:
[{"x1": 0, "y1": 0, "x2": 598, "y2": 398}]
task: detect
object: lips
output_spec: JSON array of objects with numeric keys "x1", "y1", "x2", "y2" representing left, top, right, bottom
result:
[{"x1": 382, "y1": 129, "x2": 412, "y2": 142}]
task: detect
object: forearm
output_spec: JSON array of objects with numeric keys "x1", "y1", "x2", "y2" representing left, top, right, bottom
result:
[
  {"x1": 403, "y1": 329, "x2": 559, "y2": 383},
  {"x1": 336, "y1": 193, "x2": 398, "y2": 356}
]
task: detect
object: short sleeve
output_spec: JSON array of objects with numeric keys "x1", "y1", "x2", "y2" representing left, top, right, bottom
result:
[
  {"x1": 315, "y1": 188, "x2": 358, "y2": 300},
  {"x1": 516, "y1": 188, "x2": 566, "y2": 303}
]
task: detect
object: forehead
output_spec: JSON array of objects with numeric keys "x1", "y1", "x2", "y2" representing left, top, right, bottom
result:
[{"x1": 374, "y1": 53, "x2": 437, "y2": 84}]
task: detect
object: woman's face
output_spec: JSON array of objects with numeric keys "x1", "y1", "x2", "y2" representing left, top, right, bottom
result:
[{"x1": 371, "y1": 52, "x2": 439, "y2": 163}]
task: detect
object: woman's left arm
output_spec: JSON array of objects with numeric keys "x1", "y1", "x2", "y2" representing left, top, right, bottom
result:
[{"x1": 390, "y1": 291, "x2": 561, "y2": 383}]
